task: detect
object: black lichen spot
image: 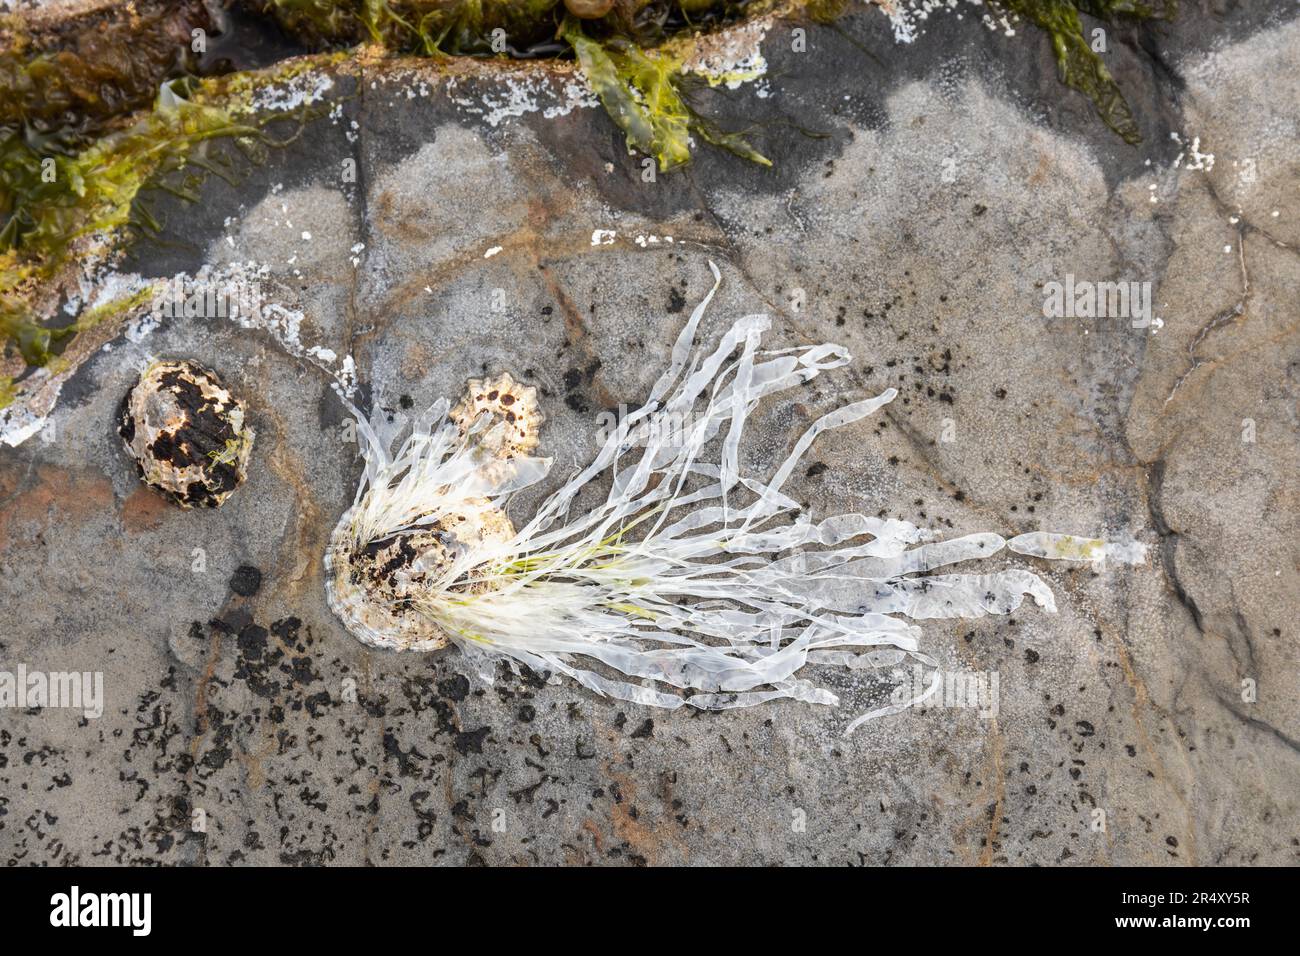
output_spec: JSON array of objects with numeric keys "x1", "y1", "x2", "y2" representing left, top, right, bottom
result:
[
  {"x1": 438, "y1": 674, "x2": 470, "y2": 702},
  {"x1": 383, "y1": 732, "x2": 427, "y2": 776},
  {"x1": 237, "y1": 623, "x2": 268, "y2": 661},
  {"x1": 304, "y1": 691, "x2": 331, "y2": 718},
  {"x1": 454, "y1": 726, "x2": 490, "y2": 756},
  {"x1": 229, "y1": 564, "x2": 263, "y2": 597}
]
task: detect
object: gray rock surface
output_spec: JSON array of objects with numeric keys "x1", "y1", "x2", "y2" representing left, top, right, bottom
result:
[{"x1": 1, "y1": 1, "x2": 1296, "y2": 865}]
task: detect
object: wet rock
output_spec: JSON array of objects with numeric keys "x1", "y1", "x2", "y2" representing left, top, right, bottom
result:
[{"x1": 1, "y1": 2, "x2": 1296, "y2": 867}]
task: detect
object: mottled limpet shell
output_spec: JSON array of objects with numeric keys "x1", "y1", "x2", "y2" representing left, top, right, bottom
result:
[
  {"x1": 325, "y1": 500, "x2": 515, "y2": 651},
  {"x1": 117, "y1": 360, "x2": 254, "y2": 508},
  {"x1": 449, "y1": 371, "x2": 543, "y2": 457},
  {"x1": 326, "y1": 372, "x2": 540, "y2": 652}
]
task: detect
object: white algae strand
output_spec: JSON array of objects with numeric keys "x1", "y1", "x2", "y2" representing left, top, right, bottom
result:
[{"x1": 325, "y1": 264, "x2": 1128, "y2": 732}]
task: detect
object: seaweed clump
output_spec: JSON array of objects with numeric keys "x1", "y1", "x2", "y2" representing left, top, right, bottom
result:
[
  {"x1": 0, "y1": 1, "x2": 328, "y2": 409},
  {"x1": 562, "y1": 17, "x2": 770, "y2": 170},
  {"x1": 991, "y1": 0, "x2": 1177, "y2": 144},
  {"x1": 0, "y1": 81, "x2": 265, "y2": 404},
  {"x1": 245, "y1": 1, "x2": 766, "y2": 55},
  {"x1": 0, "y1": 3, "x2": 246, "y2": 406},
  {"x1": 262, "y1": 0, "x2": 565, "y2": 54},
  {"x1": 0, "y1": 3, "x2": 216, "y2": 148},
  {"x1": 243, "y1": 1, "x2": 772, "y2": 168}
]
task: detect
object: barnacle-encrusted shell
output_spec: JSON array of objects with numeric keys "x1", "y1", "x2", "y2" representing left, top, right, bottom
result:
[
  {"x1": 325, "y1": 501, "x2": 514, "y2": 651},
  {"x1": 326, "y1": 371, "x2": 541, "y2": 652},
  {"x1": 117, "y1": 360, "x2": 254, "y2": 508},
  {"x1": 449, "y1": 371, "x2": 543, "y2": 457}
]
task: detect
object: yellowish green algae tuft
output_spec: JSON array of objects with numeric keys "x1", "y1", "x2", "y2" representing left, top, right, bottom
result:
[
  {"x1": 564, "y1": 19, "x2": 762, "y2": 171},
  {"x1": 0, "y1": 55, "x2": 332, "y2": 407},
  {"x1": 992, "y1": 0, "x2": 1177, "y2": 145}
]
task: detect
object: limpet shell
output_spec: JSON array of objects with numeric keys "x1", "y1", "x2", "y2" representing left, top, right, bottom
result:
[
  {"x1": 117, "y1": 360, "x2": 254, "y2": 508},
  {"x1": 449, "y1": 371, "x2": 543, "y2": 457},
  {"x1": 325, "y1": 499, "x2": 514, "y2": 651},
  {"x1": 326, "y1": 372, "x2": 539, "y2": 652}
]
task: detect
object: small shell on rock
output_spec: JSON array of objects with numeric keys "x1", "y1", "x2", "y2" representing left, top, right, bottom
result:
[
  {"x1": 325, "y1": 498, "x2": 515, "y2": 651},
  {"x1": 325, "y1": 371, "x2": 540, "y2": 652},
  {"x1": 449, "y1": 371, "x2": 543, "y2": 457},
  {"x1": 117, "y1": 360, "x2": 254, "y2": 508}
]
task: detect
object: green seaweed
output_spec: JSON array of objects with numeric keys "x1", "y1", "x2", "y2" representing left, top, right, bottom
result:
[
  {"x1": 247, "y1": 1, "x2": 773, "y2": 53},
  {"x1": 245, "y1": 0, "x2": 366, "y2": 45},
  {"x1": 247, "y1": 0, "x2": 566, "y2": 55},
  {"x1": 1, "y1": 85, "x2": 257, "y2": 261},
  {"x1": 244, "y1": 2, "x2": 771, "y2": 170},
  {"x1": 0, "y1": 287, "x2": 153, "y2": 371},
  {"x1": 564, "y1": 21, "x2": 690, "y2": 169},
  {"x1": 563, "y1": 18, "x2": 767, "y2": 170},
  {"x1": 0, "y1": 286, "x2": 154, "y2": 405},
  {"x1": 0, "y1": 75, "x2": 292, "y2": 406},
  {"x1": 0, "y1": 4, "x2": 232, "y2": 405},
  {"x1": 0, "y1": 3, "x2": 214, "y2": 147},
  {"x1": 992, "y1": 0, "x2": 1176, "y2": 144}
]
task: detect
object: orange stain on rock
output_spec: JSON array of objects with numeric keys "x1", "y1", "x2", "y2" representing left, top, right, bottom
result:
[
  {"x1": 0, "y1": 464, "x2": 114, "y2": 546},
  {"x1": 121, "y1": 484, "x2": 171, "y2": 532}
]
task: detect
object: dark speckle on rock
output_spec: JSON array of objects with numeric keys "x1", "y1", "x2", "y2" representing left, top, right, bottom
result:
[
  {"x1": 454, "y1": 726, "x2": 491, "y2": 756},
  {"x1": 229, "y1": 565, "x2": 263, "y2": 597},
  {"x1": 438, "y1": 674, "x2": 471, "y2": 702},
  {"x1": 237, "y1": 623, "x2": 268, "y2": 660}
]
